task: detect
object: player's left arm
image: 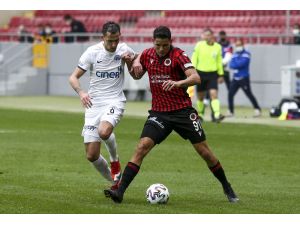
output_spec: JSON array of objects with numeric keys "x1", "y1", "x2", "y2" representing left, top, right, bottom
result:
[
  {"x1": 162, "y1": 68, "x2": 200, "y2": 91},
  {"x1": 122, "y1": 52, "x2": 136, "y2": 69},
  {"x1": 162, "y1": 50, "x2": 200, "y2": 91},
  {"x1": 122, "y1": 52, "x2": 145, "y2": 80}
]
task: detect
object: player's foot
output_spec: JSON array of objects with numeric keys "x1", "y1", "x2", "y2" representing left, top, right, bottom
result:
[
  {"x1": 253, "y1": 109, "x2": 262, "y2": 117},
  {"x1": 223, "y1": 183, "x2": 239, "y2": 203},
  {"x1": 214, "y1": 114, "x2": 225, "y2": 123},
  {"x1": 104, "y1": 189, "x2": 123, "y2": 203},
  {"x1": 110, "y1": 160, "x2": 122, "y2": 189},
  {"x1": 226, "y1": 111, "x2": 234, "y2": 118}
]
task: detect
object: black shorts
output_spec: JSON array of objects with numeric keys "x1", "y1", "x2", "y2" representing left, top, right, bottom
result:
[
  {"x1": 196, "y1": 71, "x2": 219, "y2": 92},
  {"x1": 140, "y1": 107, "x2": 206, "y2": 145}
]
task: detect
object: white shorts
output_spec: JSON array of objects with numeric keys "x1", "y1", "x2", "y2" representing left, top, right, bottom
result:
[{"x1": 81, "y1": 101, "x2": 125, "y2": 143}]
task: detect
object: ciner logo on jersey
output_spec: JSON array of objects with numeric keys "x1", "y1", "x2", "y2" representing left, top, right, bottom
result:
[{"x1": 96, "y1": 66, "x2": 122, "y2": 79}]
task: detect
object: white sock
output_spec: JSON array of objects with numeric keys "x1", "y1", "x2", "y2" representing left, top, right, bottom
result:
[
  {"x1": 92, "y1": 155, "x2": 113, "y2": 182},
  {"x1": 104, "y1": 133, "x2": 119, "y2": 162}
]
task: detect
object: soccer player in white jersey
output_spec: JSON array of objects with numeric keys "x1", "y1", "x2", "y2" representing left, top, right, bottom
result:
[{"x1": 69, "y1": 21, "x2": 136, "y2": 190}]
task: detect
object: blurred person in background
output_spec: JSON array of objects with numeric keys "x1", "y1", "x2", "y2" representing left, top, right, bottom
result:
[
  {"x1": 64, "y1": 14, "x2": 88, "y2": 43},
  {"x1": 34, "y1": 24, "x2": 46, "y2": 43},
  {"x1": 292, "y1": 23, "x2": 300, "y2": 45},
  {"x1": 44, "y1": 23, "x2": 58, "y2": 44},
  {"x1": 192, "y1": 28, "x2": 225, "y2": 122},
  {"x1": 218, "y1": 30, "x2": 233, "y2": 90},
  {"x1": 17, "y1": 25, "x2": 34, "y2": 43},
  {"x1": 228, "y1": 38, "x2": 261, "y2": 117}
]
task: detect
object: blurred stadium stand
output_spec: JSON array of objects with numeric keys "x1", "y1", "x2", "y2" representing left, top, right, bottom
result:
[
  {"x1": 0, "y1": 10, "x2": 300, "y2": 44},
  {"x1": 1, "y1": 10, "x2": 300, "y2": 108}
]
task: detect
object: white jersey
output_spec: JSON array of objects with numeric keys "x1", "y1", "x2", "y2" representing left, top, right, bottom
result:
[{"x1": 78, "y1": 42, "x2": 135, "y2": 104}]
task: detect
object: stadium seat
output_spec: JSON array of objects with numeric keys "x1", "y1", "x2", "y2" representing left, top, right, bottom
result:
[{"x1": 1, "y1": 10, "x2": 299, "y2": 44}]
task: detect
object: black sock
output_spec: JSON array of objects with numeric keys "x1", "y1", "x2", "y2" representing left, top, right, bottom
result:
[
  {"x1": 209, "y1": 161, "x2": 229, "y2": 187},
  {"x1": 118, "y1": 162, "x2": 140, "y2": 194}
]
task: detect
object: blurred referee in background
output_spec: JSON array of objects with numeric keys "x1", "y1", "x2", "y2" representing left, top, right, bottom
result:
[{"x1": 192, "y1": 28, "x2": 225, "y2": 122}]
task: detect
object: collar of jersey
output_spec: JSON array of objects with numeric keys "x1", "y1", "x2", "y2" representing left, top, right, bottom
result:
[
  {"x1": 101, "y1": 41, "x2": 117, "y2": 55},
  {"x1": 155, "y1": 45, "x2": 173, "y2": 60}
]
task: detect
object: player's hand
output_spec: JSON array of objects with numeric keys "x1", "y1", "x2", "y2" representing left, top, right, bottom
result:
[
  {"x1": 122, "y1": 52, "x2": 134, "y2": 64},
  {"x1": 218, "y1": 76, "x2": 224, "y2": 84},
  {"x1": 79, "y1": 91, "x2": 93, "y2": 108},
  {"x1": 132, "y1": 60, "x2": 143, "y2": 77},
  {"x1": 162, "y1": 80, "x2": 179, "y2": 91}
]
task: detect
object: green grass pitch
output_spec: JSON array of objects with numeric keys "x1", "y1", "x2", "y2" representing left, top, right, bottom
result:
[{"x1": 0, "y1": 107, "x2": 299, "y2": 213}]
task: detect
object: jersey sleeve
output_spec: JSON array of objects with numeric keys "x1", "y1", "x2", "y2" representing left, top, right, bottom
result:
[
  {"x1": 78, "y1": 48, "x2": 92, "y2": 71},
  {"x1": 176, "y1": 50, "x2": 194, "y2": 71},
  {"x1": 124, "y1": 44, "x2": 136, "y2": 56}
]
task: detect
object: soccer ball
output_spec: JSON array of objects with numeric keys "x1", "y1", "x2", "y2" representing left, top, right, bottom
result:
[{"x1": 146, "y1": 183, "x2": 169, "y2": 204}]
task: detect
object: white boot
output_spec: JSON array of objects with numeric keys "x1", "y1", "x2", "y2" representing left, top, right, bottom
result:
[
  {"x1": 253, "y1": 109, "x2": 261, "y2": 117},
  {"x1": 226, "y1": 110, "x2": 234, "y2": 118}
]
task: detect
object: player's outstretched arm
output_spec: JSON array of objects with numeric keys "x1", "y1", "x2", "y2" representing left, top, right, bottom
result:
[
  {"x1": 69, "y1": 67, "x2": 92, "y2": 108},
  {"x1": 122, "y1": 52, "x2": 144, "y2": 80},
  {"x1": 162, "y1": 68, "x2": 200, "y2": 91},
  {"x1": 131, "y1": 54, "x2": 146, "y2": 80}
]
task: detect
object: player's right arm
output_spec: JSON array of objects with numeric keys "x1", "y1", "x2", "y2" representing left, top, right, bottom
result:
[
  {"x1": 69, "y1": 67, "x2": 92, "y2": 108},
  {"x1": 131, "y1": 52, "x2": 146, "y2": 80},
  {"x1": 163, "y1": 50, "x2": 201, "y2": 91},
  {"x1": 162, "y1": 68, "x2": 200, "y2": 91}
]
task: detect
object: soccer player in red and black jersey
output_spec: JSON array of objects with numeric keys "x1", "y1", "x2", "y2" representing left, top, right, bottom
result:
[{"x1": 104, "y1": 26, "x2": 239, "y2": 203}]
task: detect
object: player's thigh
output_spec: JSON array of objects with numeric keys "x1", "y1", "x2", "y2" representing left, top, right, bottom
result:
[
  {"x1": 196, "y1": 71, "x2": 207, "y2": 91},
  {"x1": 100, "y1": 102, "x2": 125, "y2": 128},
  {"x1": 98, "y1": 121, "x2": 114, "y2": 139},
  {"x1": 140, "y1": 112, "x2": 172, "y2": 145},
  {"x1": 207, "y1": 76, "x2": 219, "y2": 99},
  {"x1": 196, "y1": 79, "x2": 208, "y2": 93},
  {"x1": 173, "y1": 107, "x2": 206, "y2": 144},
  {"x1": 82, "y1": 107, "x2": 103, "y2": 142}
]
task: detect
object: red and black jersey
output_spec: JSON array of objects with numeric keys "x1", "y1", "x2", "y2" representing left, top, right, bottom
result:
[{"x1": 140, "y1": 46, "x2": 194, "y2": 112}]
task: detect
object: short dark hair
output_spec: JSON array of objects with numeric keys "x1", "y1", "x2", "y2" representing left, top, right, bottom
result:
[
  {"x1": 102, "y1": 21, "x2": 121, "y2": 35},
  {"x1": 219, "y1": 30, "x2": 226, "y2": 36},
  {"x1": 64, "y1": 14, "x2": 72, "y2": 21},
  {"x1": 153, "y1": 26, "x2": 171, "y2": 39}
]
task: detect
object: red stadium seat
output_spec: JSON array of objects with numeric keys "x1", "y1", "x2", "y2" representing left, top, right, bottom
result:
[{"x1": 3, "y1": 10, "x2": 300, "y2": 44}]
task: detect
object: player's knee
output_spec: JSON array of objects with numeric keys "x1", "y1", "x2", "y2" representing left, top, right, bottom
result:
[
  {"x1": 197, "y1": 143, "x2": 211, "y2": 158},
  {"x1": 136, "y1": 141, "x2": 151, "y2": 157},
  {"x1": 99, "y1": 129, "x2": 112, "y2": 140},
  {"x1": 86, "y1": 152, "x2": 98, "y2": 162}
]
